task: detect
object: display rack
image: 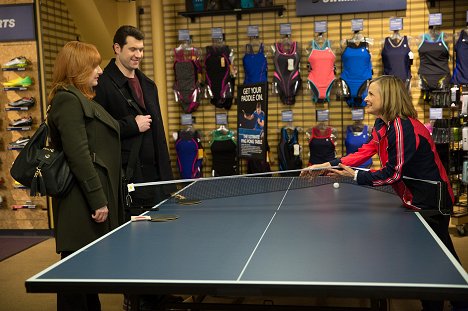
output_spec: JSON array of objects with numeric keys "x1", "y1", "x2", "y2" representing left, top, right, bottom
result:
[{"x1": 178, "y1": 5, "x2": 285, "y2": 22}]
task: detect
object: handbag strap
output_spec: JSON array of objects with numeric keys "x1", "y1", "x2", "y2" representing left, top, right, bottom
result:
[{"x1": 109, "y1": 79, "x2": 143, "y2": 180}]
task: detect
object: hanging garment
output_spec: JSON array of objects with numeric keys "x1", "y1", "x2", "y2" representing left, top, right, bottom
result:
[
  {"x1": 418, "y1": 32, "x2": 450, "y2": 91},
  {"x1": 451, "y1": 30, "x2": 468, "y2": 85},
  {"x1": 273, "y1": 41, "x2": 301, "y2": 105},
  {"x1": 307, "y1": 39, "x2": 336, "y2": 103},
  {"x1": 345, "y1": 125, "x2": 373, "y2": 168},
  {"x1": 278, "y1": 127, "x2": 303, "y2": 176},
  {"x1": 204, "y1": 45, "x2": 235, "y2": 110},
  {"x1": 243, "y1": 43, "x2": 268, "y2": 84},
  {"x1": 340, "y1": 40, "x2": 373, "y2": 107},
  {"x1": 210, "y1": 129, "x2": 237, "y2": 176},
  {"x1": 308, "y1": 126, "x2": 336, "y2": 165},
  {"x1": 381, "y1": 36, "x2": 412, "y2": 86},
  {"x1": 173, "y1": 47, "x2": 202, "y2": 113},
  {"x1": 175, "y1": 129, "x2": 203, "y2": 179}
]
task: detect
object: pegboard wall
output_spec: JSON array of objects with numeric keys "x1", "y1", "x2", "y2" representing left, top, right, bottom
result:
[
  {"x1": 160, "y1": 0, "x2": 468, "y2": 178},
  {"x1": 0, "y1": 0, "x2": 80, "y2": 229}
]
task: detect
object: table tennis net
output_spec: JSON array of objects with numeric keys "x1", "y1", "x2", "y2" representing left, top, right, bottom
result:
[{"x1": 138, "y1": 170, "x2": 450, "y2": 215}]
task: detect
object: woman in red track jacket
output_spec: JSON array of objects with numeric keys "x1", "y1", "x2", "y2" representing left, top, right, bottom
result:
[{"x1": 305, "y1": 75, "x2": 466, "y2": 311}]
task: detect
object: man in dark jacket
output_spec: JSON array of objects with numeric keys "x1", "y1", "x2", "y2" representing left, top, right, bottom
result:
[{"x1": 94, "y1": 25, "x2": 174, "y2": 216}]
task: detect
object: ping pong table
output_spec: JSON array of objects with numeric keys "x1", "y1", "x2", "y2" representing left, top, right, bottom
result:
[{"x1": 25, "y1": 177, "x2": 468, "y2": 310}]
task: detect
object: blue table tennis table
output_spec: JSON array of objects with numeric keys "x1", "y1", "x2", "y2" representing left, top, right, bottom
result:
[{"x1": 25, "y1": 177, "x2": 468, "y2": 310}]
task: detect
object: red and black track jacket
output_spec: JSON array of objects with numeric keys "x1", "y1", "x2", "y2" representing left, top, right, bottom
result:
[{"x1": 330, "y1": 117, "x2": 454, "y2": 212}]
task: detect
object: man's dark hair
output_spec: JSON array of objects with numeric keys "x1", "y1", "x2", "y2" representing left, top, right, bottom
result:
[{"x1": 113, "y1": 25, "x2": 144, "y2": 50}]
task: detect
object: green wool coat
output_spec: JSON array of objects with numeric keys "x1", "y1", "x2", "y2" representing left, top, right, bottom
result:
[{"x1": 48, "y1": 85, "x2": 123, "y2": 253}]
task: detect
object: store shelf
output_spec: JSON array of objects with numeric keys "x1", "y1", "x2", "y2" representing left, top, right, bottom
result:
[
  {"x1": 178, "y1": 5, "x2": 285, "y2": 22},
  {"x1": 5, "y1": 107, "x2": 30, "y2": 111},
  {"x1": 3, "y1": 87, "x2": 30, "y2": 91},
  {"x1": 1, "y1": 67, "x2": 27, "y2": 71}
]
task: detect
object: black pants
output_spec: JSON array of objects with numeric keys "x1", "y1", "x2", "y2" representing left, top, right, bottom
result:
[{"x1": 57, "y1": 252, "x2": 101, "y2": 311}]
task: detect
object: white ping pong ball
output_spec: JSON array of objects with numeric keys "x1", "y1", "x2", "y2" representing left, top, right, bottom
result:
[{"x1": 333, "y1": 182, "x2": 340, "y2": 189}]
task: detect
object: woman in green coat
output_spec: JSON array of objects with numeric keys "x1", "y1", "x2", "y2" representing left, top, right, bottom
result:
[{"x1": 47, "y1": 41, "x2": 123, "y2": 311}]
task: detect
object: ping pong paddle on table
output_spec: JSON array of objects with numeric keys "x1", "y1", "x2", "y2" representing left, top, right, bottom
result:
[
  {"x1": 172, "y1": 194, "x2": 201, "y2": 205},
  {"x1": 131, "y1": 215, "x2": 179, "y2": 222}
]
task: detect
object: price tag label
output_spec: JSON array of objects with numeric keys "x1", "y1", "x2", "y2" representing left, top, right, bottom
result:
[
  {"x1": 351, "y1": 108, "x2": 365, "y2": 121},
  {"x1": 389, "y1": 18, "x2": 403, "y2": 31},
  {"x1": 181, "y1": 114, "x2": 193, "y2": 125},
  {"x1": 247, "y1": 25, "x2": 259, "y2": 37},
  {"x1": 178, "y1": 29, "x2": 190, "y2": 41},
  {"x1": 351, "y1": 19, "x2": 364, "y2": 32},
  {"x1": 282, "y1": 110, "x2": 293, "y2": 122},
  {"x1": 429, "y1": 108, "x2": 443, "y2": 120},
  {"x1": 315, "y1": 21, "x2": 327, "y2": 33},
  {"x1": 280, "y1": 23, "x2": 292, "y2": 36},
  {"x1": 211, "y1": 27, "x2": 223, "y2": 39},
  {"x1": 429, "y1": 13, "x2": 442, "y2": 26},
  {"x1": 216, "y1": 113, "x2": 227, "y2": 125},
  {"x1": 316, "y1": 109, "x2": 330, "y2": 122}
]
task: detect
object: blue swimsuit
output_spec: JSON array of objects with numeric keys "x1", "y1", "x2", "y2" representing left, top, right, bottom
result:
[{"x1": 341, "y1": 40, "x2": 373, "y2": 107}]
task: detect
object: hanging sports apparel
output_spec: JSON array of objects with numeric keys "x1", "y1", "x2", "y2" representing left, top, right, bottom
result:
[
  {"x1": 308, "y1": 126, "x2": 336, "y2": 165},
  {"x1": 273, "y1": 41, "x2": 301, "y2": 105},
  {"x1": 340, "y1": 40, "x2": 373, "y2": 108},
  {"x1": 418, "y1": 32, "x2": 450, "y2": 91},
  {"x1": 381, "y1": 36, "x2": 412, "y2": 87},
  {"x1": 175, "y1": 130, "x2": 203, "y2": 179},
  {"x1": 210, "y1": 129, "x2": 237, "y2": 176},
  {"x1": 345, "y1": 125, "x2": 373, "y2": 169},
  {"x1": 277, "y1": 127, "x2": 303, "y2": 176},
  {"x1": 243, "y1": 43, "x2": 268, "y2": 84},
  {"x1": 204, "y1": 45, "x2": 235, "y2": 110},
  {"x1": 451, "y1": 30, "x2": 468, "y2": 85},
  {"x1": 307, "y1": 39, "x2": 336, "y2": 103},
  {"x1": 247, "y1": 142, "x2": 271, "y2": 174},
  {"x1": 173, "y1": 47, "x2": 202, "y2": 113}
]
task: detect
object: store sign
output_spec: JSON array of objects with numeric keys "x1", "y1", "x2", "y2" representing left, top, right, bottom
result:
[
  {"x1": 237, "y1": 83, "x2": 268, "y2": 160},
  {"x1": 0, "y1": 4, "x2": 36, "y2": 42},
  {"x1": 296, "y1": 0, "x2": 407, "y2": 16}
]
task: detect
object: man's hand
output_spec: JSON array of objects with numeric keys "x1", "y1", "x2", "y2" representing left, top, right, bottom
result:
[
  {"x1": 135, "y1": 115, "x2": 152, "y2": 132},
  {"x1": 92, "y1": 206, "x2": 108, "y2": 223}
]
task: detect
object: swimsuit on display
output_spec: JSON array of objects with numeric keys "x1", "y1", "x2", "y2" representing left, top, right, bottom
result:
[
  {"x1": 173, "y1": 47, "x2": 202, "y2": 113},
  {"x1": 243, "y1": 43, "x2": 268, "y2": 84},
  {"x1": 345, "y1": 125, "x2": 373, "y2": 168},
  {"x1": 340, "y1": 40, "x2": 373, "y2": 107},
  {"x1": 418, "y1": 32, "x2": 450, "y2": 91},
  {"x1": 381, "y1": 36, "x2": 412, "y2": 87},
  {"x1": 205, "y1": 45, "x2": 235, "y2": 109},
  {"x1": 451, "y1": 30, "x2": 468, "y2": 85},
  {"x1": 307, "y1": 39, "x2": 336, "y2": 103},
  {"x1": 278, "y1": 127, "x2": 302, "y2": 176},
  {"x1": 175, "y1": 129, "x2": 203, "y2": 179},
  {"x1": 308, "y1": 126, "x2": 336, "y2": 165},
  {"x1": 273, "y1": 41, "x2": 301, "y2": 105},
  {"x1": 210, "y1": 129, "x2": 237, "y2": 176}
]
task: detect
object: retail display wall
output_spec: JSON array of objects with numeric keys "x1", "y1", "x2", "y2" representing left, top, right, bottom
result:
[
  {"x1": 0, "y1": 1, "x2": 48, "y2": 229},
  {"x1": 161, "y1": 0, "x2": 467, "y2": 179},
  {"x1": 0, "y1": 0, "x2": 80, "y2": 229}
]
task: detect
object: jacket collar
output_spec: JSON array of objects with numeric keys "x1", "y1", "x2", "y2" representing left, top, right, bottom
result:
[
  {"x1": 60, "y1": 85, "x2": 119, "y2": 134},
  {"x1": 104, "y1": 58, "x2": 150, "y2": 87}
]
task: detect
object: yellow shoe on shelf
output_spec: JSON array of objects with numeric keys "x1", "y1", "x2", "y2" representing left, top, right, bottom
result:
[{"x1": 2, "y1": 76, "x2": 33, "y2": 87}]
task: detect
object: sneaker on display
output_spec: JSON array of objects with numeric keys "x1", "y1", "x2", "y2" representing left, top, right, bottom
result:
[
  {"x1": 9, "y1": 116, "x2": 33, "y2": 127},
  {"x1": 8, "y1": 97, "x2": 35, "y2": 107},
  {"x1": 2, "y1": 56, "x2": 31, "y2": 69},
  {"x1": 2, "y1": 76, "x2": 33, "y2": 87},
  {"x1": 8, "y1": 136, "x2": 30, "y2": 148}
]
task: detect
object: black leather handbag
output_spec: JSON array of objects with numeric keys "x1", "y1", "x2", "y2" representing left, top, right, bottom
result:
[{"x1": 10, "y1": 122, "x2": 74, "y2": 197}]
